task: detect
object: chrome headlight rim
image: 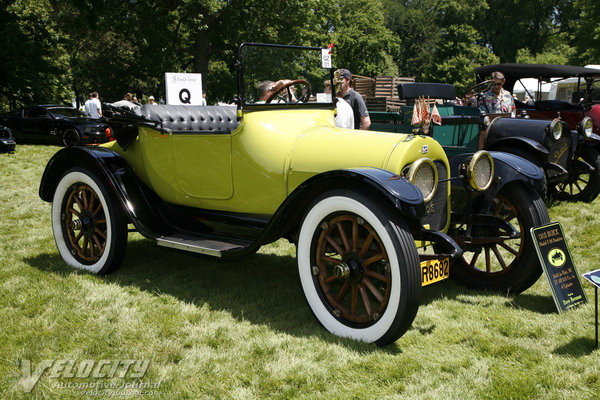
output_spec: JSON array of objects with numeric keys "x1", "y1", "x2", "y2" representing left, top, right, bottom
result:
[
  {"x1": 407, "y1": 157, "x2": 438, "y2": 202},
  {"x1": 578, "y1": 116, "x2": 593, "y2": 138},
  {"x1": 550, "y1": 118, "x2": 563, "y2": 140},
  {"x1": 467, "y1": 150, "x2": 494, "y2": 192}
]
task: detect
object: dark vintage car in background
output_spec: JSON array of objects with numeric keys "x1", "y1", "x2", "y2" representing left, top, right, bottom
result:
[
  {"x1": 0, "y1": 124, "x2": 16, "y2": 153},
  {"x1": 369, "y1": 82, "x2": 556, "y2": 295},
  {"x1": 475, "y1": 64, "x2": 600, "y2": 135},
  {"x1": 0, "y1": 105, "x2": 114, "y2": 147},
  {"x1": 472, "y1": 65, "x2": 600, "y2": 202}
]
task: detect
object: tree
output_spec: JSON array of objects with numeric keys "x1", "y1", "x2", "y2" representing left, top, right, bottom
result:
[{"x1": 0, "y1": 0, "x2": 72, "y2": 110}]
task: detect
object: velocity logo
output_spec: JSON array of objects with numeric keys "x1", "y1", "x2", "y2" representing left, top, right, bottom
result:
[{"x1": 18, "y1": 359, "x2": 150, "y2": 393}]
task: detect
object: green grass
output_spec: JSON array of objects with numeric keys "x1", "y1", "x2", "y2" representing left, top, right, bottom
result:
[{"x1": 1, "y1": 145, "x2": 600, "y2": 399}]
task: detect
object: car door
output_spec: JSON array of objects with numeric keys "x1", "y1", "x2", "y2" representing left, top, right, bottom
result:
[{"x1": 21, "y1": 107, "x2": 55, "y2": 143}]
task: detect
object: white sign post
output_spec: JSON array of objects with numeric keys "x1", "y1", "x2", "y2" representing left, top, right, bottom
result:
[{"x1": 165, "y1": 73, "x2": 203, "y2": 105}]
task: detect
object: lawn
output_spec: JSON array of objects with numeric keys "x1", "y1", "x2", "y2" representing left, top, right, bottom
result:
[{"x1": 1, "y1": 145, "x2": 599, "y2": 399}]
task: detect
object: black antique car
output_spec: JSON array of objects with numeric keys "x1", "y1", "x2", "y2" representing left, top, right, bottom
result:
[
  {"x1": 0, "y1": 124, "x2": 16, "y2": 153},
  {"x1": 474, "y1": 64, "x2": 600, "y2": 135},
  {"x1": 0, "y1": 105, "x2": 114, "y2": 147},
  {"x1": 468, "y1": 66, "x2": 600, "y2": 202},
  {"x1": 369, "y1": 82, "x2": 554, "y2": 294}
]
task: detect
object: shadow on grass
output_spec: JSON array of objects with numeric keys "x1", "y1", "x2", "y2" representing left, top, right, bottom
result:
[
  {"x1": 552, "y1": 337, "x2": 597, "y2": 357},
  {"x1": 23, "y1": 239, "x2": 400, "y2": 354}
]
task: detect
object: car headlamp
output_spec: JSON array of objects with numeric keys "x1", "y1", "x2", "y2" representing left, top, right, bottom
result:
[
  {"x1": 482, "y1": 115, "x2": 491, "y2": 127},
  {"x1": 550, "y1": 119, "x2": 562, "y2": 140},
  {"x1": 578, "y1": 116, "x2": 593, "y2": 138},
  {"x1": 407, "y1": 158, "x2": 438, "y2": 202},
  {"x1": 467, "y1": 150, "x2": 494, "y2": 191}
]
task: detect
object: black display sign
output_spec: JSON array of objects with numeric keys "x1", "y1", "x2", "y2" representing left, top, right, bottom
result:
[{"x1": 531, "y1": 222, "x2": 587, "y2": 313}]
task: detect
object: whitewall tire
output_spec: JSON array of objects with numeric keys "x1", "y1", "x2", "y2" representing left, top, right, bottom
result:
[
  {"x1": 297, "y1": 190, "x2": 421, "y2": 346},
  {"x1": 52, "y1": 168, "x2": 127, "y2": 274}
]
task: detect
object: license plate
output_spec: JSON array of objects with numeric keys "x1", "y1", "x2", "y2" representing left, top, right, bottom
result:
[{"x1": 420, "y1": 258, "x2": 450, "y2": 286}]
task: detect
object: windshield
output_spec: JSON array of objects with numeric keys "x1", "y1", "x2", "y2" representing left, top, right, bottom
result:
[
  {"x1": 48, "y1": 107, "x2": 85, "y2": 118},
  {"x1": 239, "y1": 43, "x2": 335, "y2": 107}
]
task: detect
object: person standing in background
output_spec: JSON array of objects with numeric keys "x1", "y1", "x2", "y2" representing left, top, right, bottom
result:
[{"x1": 337, "y1": 68, "x2": 371, "y2": 130}]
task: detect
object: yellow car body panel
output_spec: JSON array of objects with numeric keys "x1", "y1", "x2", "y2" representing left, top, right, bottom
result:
[{"x1": 104, "y1": 107, "x2": 450, "y2": 217}]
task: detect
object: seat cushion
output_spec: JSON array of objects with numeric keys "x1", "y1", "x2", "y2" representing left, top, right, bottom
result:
[{"x1": 137, "y1": 105, "x2": 239, "y2": 133}]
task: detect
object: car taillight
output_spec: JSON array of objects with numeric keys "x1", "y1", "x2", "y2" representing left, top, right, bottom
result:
[{"x1": 105, "y1": 127, "x2": 115, "y2": 141}]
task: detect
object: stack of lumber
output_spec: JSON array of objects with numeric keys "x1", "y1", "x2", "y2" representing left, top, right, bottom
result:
[
  {"x1": 360, "y1": 76, "x2": 415, "y2": 112},
  {"x1": 352, "y1": 75, "x2": 375, "y2": 98}
]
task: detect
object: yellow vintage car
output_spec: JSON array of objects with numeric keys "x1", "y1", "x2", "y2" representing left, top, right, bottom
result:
[{"x1": 40, "y1": 43, "x2": 498, "y2": 346}]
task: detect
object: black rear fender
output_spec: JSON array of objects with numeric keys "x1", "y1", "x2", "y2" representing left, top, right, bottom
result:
[{"x1": 39, "y1": 146, "x2": 168, "y2": 238}]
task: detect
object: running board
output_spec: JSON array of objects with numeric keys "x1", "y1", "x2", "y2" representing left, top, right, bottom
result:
[{"x1": 156, "y1": 235, "x2": 251, "y2": 257}]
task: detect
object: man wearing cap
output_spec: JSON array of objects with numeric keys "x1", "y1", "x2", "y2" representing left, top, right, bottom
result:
[
  {"x1": 337, "y1": 69, "x2": 371, "y2": 130},
  {"x1": 148, "y1": 95, "x2": 157, "y2": 105}
]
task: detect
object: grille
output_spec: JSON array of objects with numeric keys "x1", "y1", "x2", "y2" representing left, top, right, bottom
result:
[
  {"x1": 421, "y1": 160, "x2": 448, "y2": 231},
  {"x1": 548, "y1": 136, "x2": 571, "y2": 169}
]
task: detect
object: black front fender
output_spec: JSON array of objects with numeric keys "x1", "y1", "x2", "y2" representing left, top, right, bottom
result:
[
  {"x1": 260, "y1": 168, "x2": 426, "y2": 244},
  {"x1": 448, "y1": 151, "x2": 545, "y2": 214},
  {"x1": 484, "y1": 136, "x2": 549, "y2": 163},
  {"x1": 39, "y1": 146, "x2": 168, "y2": 238}
]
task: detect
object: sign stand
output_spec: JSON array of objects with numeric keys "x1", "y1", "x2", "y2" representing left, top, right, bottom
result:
[
  {"x1": 582, "y1": 269, "x2": 600, "y2": 349},
  {"x1": 531, "y1": 222, "x2": 587, "y2": 313}
]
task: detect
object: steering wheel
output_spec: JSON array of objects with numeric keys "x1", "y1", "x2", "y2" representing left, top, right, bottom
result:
[
  {"x1": 266, "y1": 79, "x2": 311, "y2": 103},
  {"x1": 463, "y1": 80, "x2": 494, "y2": 105}
]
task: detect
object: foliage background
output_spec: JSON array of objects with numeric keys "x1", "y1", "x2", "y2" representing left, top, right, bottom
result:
[{"x1": 0, "y1": 0, "x2": 598, "y2": 109}]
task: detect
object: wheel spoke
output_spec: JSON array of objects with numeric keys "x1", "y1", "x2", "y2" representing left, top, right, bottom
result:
[
  {"x1": 92, "y1": 203, "x2": 103, "y2": 217},
  {"x1": 325, "y1": 234, "x2": 344, "y2": 256},
  {"x1": 68, "y1": 207, "x2": 81, "y2": 218},
  {"x1": 492, "y1": 198, "x2": 506, "y2": 216},
  {"x1": 359, "y1": 285, "x2": 372, "y2": 317},
  {"x1": 359, "y1": 232, "x2": 374, "y2": 258},
  {"x1": 92, "y1": 234, "x2": 103, "y2": 252},
  {"x1": 336, "y1": 281, "x2": 350, "y2": 302},
  {"x1": 82, "y1": 237, "x2": 89, "y2": 256},
  {"x1": 320, "y1": 255, "x2": 342, "y2": 265},
  {"x1": 73, "y1": 193, "x2": 84, "y2": 211},
  {"x1": 82, "y1": 189, "x2": 89, "y2": 210},
  {"x1": 503, "y1": 211, "x2": 516, "y2": 223},
  {"x1": 94, "y1": 227, "x2": 107, "y2": 240},
  {"x1": 575, "y1": 181, "x2": 583, "y2": 192},
  {"x1": 577, "y1": 176, "x2": 589, "y2": 185},
  {"x1": 498, "y1": 241, "x2": 519, "y2": 255},
  {"x1": 363, "y1": 277, "x2": 384, "y2": 303},
  {"x1": 337, "y1": 222, "x2": 351, "y2": 253},
  {"x1": 325, "y1": 275, "x2": 338, "y2": 284},
  {"x1": 469, "y1": 251, "x2": 481, "y2": 267},
  {"x1": 364, "y1": 269, "x2": 387, "y2": 282},
  {"x1": 74, "y1": 231, "x2": 83, "y2": 243},
  {"x1": 485, "y1": 247, "x2": 491, "y2": 273},
  {"x1": 363, "y1": 252, "x2": 384, "y2": 267},
  {"x1": 491, "y1": 244, "x2": 508, "y2": 270}
]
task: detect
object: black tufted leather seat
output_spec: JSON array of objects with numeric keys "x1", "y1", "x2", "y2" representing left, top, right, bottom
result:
[{"x1": 136, "y1": 105, "x2": 239, "y2": 134}]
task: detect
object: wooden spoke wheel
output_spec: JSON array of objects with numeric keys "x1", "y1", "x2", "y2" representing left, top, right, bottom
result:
[
  {"x1": 52, "y1": 168, "x2": 127, "y2": 274},
  {"x1": 313, "y1": 214, "x2": 392, "y2": 325},
  {"x1": 63, "y1": 183, "x2": 107, "y2": 264},
  {"x1": 449, "y1": 183, "x2": 550, "y2": 294},
  {"x1": 297, "y1": 190, "x2": 421, "y2": 346},
  {"x1": 550, "y1": 146, "x2": 600, "y2": 203}
]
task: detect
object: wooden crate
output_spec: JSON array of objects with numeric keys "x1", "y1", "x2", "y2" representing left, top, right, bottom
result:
[
  {"x1": 365, "y1": 97, "x2": 405, "y2": 112},
  {"x1": 374, "y1": 76, "x2": 415, "y2": 99},
  {"x1": 352, "y1": 74, "x2": 375, "y2": 98}
]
